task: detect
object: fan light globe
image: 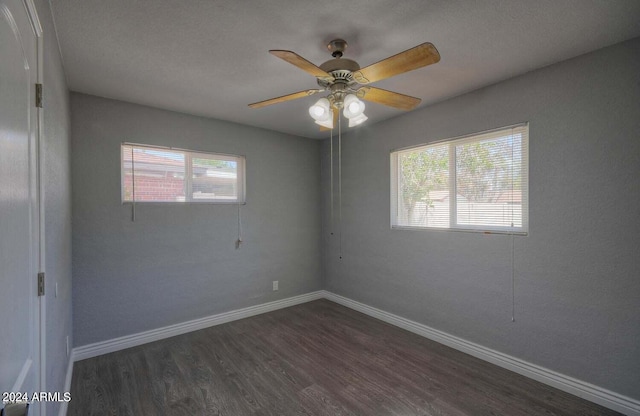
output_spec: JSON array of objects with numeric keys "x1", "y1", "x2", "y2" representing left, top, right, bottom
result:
[
  {"x1": 309, "y1": 98, "x2": 332, "y2": 122},
  {"x1": 348, "y1": 113, "x2": 368, "y2": 127},
  {"x1": 342, "y1": 94, "x2": 365, "y2": 119},
  {"x1": 315, "y1": 110, "x2": 334, "y2": 129}
]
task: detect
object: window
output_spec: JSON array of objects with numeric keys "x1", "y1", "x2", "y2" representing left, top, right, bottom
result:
[
  {"x1": 121, "y1": 144, "x2": 245, "y2": 203},
  {"x1": 391, "y1": 124, "x2": 528, "y2": 233}
]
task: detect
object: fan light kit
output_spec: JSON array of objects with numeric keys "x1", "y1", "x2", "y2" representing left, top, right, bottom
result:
[{"x1": 249, "y1": 38, "x2": 441, "y2": 130}]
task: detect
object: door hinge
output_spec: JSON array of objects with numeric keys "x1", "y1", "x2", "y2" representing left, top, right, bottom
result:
[
  {"x1": 35, "y1": 83, "x2": 43, "y2": 108},
  {"x1": 37, "y1": 272, "x2": 45, "y2": 296}
]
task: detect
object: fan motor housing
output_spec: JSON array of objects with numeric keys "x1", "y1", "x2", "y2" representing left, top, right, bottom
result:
[
  {"x1": 319, "y1": 58, "x2": 360, "y2": 73},
  {"x1": 317, "y1": 58, "x2": 361, "y2": 92}
]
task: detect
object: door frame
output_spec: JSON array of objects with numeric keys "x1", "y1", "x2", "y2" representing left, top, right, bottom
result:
[{"x1": 22, "y1": 1, "x2": 46, "y2": 414}]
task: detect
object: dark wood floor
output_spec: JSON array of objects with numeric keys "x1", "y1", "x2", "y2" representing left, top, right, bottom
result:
[{"x1": 69, "y1": 300, "x2": 620, "y2": 416}]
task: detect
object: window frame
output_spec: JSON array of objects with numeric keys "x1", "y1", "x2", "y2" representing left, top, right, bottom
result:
[
  {"x1": 121, "y1": 143, "x2": 246, "y2": 204},
  {"x1": 390, "y1": 123, "x2": 528, "y2": 235}
]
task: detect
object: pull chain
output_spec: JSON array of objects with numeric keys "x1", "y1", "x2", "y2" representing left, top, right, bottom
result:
[
  {"x1": 236, "y1": 203, "x2": 243, "y2": 249},
  {"x1": 510, "y1": 127, "x2": 516, "y2": 322},
  {"x1": 338, "y1": 115, "x2": 342, "y2": 260},
  {"x1": 131, "y1": 146, "x2": 136, "y2": 222},
  {"x1": 330, "y1": 125, "x2": 334, "y2": 235}
]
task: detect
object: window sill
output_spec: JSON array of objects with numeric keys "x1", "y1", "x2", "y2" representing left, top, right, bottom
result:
[
  {"x1": 390, "y1": 225, "x2": 527, "y2": 236},
  {"x1": 122, "y1": 201, "x2": 246, "y2": 205}
]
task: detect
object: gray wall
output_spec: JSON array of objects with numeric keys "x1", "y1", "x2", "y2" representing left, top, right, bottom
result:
[
  {"x1": 69, "y1": 37, "x2": 638, "y2": 404},
  {"x1": 35, "y1": 1, "x2": 73, "y2": 415},
  {"x1": 71, "y1": 93, "x2": 322, "y2": 346},
  {"x1": 322, "y1": 38, "x2": 640, "y2": 399}
]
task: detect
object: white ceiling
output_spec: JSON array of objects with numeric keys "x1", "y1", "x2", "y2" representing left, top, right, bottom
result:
[{"x1": 50, "y1": 0, "x2": 640, "y2": 139}]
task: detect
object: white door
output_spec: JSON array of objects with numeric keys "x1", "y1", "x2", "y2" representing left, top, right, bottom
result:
[{"x1": 0, "y1": 0, "x2": 41, "y2": 414}]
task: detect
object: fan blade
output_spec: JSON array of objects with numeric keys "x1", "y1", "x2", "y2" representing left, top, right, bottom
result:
[
  {"x1": 269, "y1": 50, "x2": 333, "y2": 79},
  {"x1": 358, "y1": 86, "x2": 421, "y2": 110},
  {"x1": 354, "y1": 42, "x2": 440, "y2": 84},
  {"x1": 319, "y1": 107, "x2": 339, "y2": 131},
  {"x1": 248, "y1": 89, "x2": 322, "y2": 109}
]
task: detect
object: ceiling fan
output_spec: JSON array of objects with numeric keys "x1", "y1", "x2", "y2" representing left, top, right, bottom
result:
[{"x1": 248, "y1": 39, "x2": 441, "y2": 129}]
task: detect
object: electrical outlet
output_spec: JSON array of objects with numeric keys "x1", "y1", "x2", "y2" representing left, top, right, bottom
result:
[
  {"x1": 55, "y1": 282, "x2": 58, "y2": 298},
  {"x1": 272, "y1": 280, "x2": 278, "y2": 291}
]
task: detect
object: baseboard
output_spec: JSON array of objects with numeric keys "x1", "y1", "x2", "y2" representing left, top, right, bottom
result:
[
  {"x1": 58, "y1": 352, "x2": 74, "y2": 416},
  {"x1": 322, "y1": 290, "x2": 640, "y2": 416},
  {"x1": 73, "y1": 291, "x2": 324, "y2": 361},
  {"x1": 70, "y1": 289, "x2": 639, "y2": 416}
]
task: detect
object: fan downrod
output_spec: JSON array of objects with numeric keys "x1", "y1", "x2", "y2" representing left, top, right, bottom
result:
[{"x1": 327, "y1": 39, "x2": 347, "y2": 58}]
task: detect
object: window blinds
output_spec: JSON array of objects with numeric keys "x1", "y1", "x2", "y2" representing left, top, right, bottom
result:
[
  {"x1": 122, "y1": 144, "x2": 245, "y2": 203},
  {"x1": 391, "y1": 124, "x2": 528, "y2": 233}
]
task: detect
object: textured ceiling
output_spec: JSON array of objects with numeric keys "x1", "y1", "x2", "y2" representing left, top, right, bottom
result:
[{"x1": 50, "y1": 0, "x2": 640, "y2": 139}]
